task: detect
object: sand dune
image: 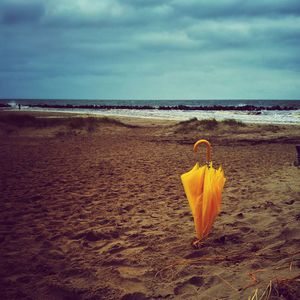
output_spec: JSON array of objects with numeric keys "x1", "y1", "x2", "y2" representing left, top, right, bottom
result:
[{"x1": 0, "y1": 112, "x2": 299, "y2": 299}]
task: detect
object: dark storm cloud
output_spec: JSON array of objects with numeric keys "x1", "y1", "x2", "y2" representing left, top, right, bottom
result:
[
  {"x1": 0, "y1": 1, "x2": 45, "y2": 24},
  {"x1": 185, "y1": 18, "x2": 300, "y2": 52},
  {"x1": 0, "y1": 0, "x2": 299, "y2": 99},
  {"x1": 171, "y1": 0, "x2": 300, "y2": 20},
  {"x1": 122, "y1": 0, "x2": 171, "y2": 8},
  {"x1": 40, "y1": 1, "x2": 173, "y2": 29}
]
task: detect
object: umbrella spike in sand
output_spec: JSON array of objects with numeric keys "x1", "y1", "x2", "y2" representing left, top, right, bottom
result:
[{"x1": 181, "y1": 139, "x2": 226, "y2": 243}]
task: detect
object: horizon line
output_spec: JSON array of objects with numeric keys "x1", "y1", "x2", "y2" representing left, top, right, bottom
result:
[{"x1": 1, "y1": 98, "x2": 300, "y2": 101}]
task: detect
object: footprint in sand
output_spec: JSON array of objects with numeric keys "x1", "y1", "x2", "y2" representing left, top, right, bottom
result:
[
  {"x1": 173, "y1": 276, "x2": 204, "y2": 296},
  {"x1": 121, "y1": 292, "x2": 147, "y2": 300},
  {"x1": 108, "y1": 244, "x2": 125, "y2": 254},
  {"x1": 184, "y1": 249, "x2": 209, "y2": 259},
  {"x1": 71, "y1": 229, "x2": 120, "y2": 241},
  {"x1": 47, "y1": 284, "x2": 86, "y2": 300},
  {"x1": 213, "y1": 233, "x2": 243, "y2": 245}
]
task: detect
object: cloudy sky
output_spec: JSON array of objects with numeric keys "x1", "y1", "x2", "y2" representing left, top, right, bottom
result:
[{"x1": 0, "y1": 0, "x2": 299, "y2": 99}]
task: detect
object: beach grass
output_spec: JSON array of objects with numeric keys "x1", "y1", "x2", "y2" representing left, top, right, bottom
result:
[
  {"x1": 175, "y1": 117, "x2": 246, "y2": 133},
  {"x1": 221, "y1": 118, "x2": 247, "y2": 127},
  {"x1": 0, "y1": 113, "x2": 135, "y2": 130}
]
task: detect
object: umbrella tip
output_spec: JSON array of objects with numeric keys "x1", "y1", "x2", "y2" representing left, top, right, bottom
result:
[{"x1": 191, "y1": 237, "x2": 204, "y2": 249}]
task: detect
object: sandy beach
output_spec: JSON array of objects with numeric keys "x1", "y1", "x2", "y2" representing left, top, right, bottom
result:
[{"x1": 0, "y1": 111, "x2": 299, "y2": 299}]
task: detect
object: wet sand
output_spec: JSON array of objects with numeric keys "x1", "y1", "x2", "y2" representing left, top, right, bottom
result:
[{"x1": 0, "y1": 112, "x2": 299, "y2": 299}]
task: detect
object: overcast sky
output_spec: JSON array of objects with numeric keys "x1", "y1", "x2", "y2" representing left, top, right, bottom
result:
[{"x1": 0, "y1": 0, "x2": 299, "y2": 99}]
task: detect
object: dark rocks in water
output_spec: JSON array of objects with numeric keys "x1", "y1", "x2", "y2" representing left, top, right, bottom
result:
[
  {"x1": 25, "y1": 103, "x2": 297, "y2": 111},
  {"x1": 0, "y1": 103, "x2": 10, "y2": 108},
  {"x1": 247, "y1": 111, "x2": 262, "y2": 115},
  {"x1": 158, "y1": 104, "x2": 296, "y2": 111},
  {"x1": 28, "y1": 104, "x2": 155, "y2": 110}
]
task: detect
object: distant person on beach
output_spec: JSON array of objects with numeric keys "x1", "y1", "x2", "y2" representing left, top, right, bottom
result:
[{"x1": 18, "y1": 104, "x2": 21, "y2": 110}]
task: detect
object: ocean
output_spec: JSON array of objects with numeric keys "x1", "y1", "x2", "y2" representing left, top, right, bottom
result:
[{"x1": 1, "y1": 99, "x2": 300, "y2": 125}]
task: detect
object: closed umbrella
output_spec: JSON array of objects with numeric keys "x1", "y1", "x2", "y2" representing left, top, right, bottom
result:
[{"x1": 181, "y1": 139, "x2": 226, "y2": 247}]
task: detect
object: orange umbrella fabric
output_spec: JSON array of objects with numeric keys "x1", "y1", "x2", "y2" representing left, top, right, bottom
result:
[{"x1": 181, "y1": 139, "x2": 226, "y2": 241}]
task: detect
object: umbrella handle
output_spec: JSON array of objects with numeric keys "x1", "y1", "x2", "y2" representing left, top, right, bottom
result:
[{"x1": 193, "y1": 139, "x2": 212, "y2": 163}]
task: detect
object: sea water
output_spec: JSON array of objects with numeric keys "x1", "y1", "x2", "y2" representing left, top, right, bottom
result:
[{"x1": 1, "y1": 99, "x2": 300, "y2": 125}]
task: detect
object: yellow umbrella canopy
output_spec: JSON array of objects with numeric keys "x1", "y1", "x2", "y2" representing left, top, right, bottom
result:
[{"x1": 181, "y1": 139, "x2": 226, "y2": 242}]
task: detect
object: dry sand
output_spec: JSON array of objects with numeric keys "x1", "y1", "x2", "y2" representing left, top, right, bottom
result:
[{"x1": 0, "y1": 111, "x2": 299, "y2": 299}]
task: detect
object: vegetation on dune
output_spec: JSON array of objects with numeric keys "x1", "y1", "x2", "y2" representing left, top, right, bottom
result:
[
  {"x1": 68, "y1": 117, "x2": 99, "y2": 131},
  {"x1": 0, "y1": 113, "x2": 135, "y2": 131},
  {"x1": 94, "y1": 117, "x2": 137, "y2": 128},
  {"x1": 175, "y1": 117, "x2": 246, "y2": 133},
  {"x1": 199, "y1": 118, "x2": 219, "y2": 129},
  {"x1": 175, "y1": 118, "x2": 217, "y2": 133},
  {"x1": 177, "y1": 117, "x2": 198, "y2": 125},
  {"x1": 221, "y1": 118, "x2": 246, "y2": 127},
  {"x1": 264, "y1": 124, "x2": 280, "y2": 133}
]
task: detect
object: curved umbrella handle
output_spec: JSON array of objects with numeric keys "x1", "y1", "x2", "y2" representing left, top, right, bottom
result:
[{"x1": 193, "y1": 139, "x2": 212, "y2": 163}]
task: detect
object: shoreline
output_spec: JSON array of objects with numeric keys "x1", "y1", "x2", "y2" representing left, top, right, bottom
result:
[
  {"x1": 2, "y1": 108, "x2": 300, "y2": 126},
  {"x1": 0, "y1": 110, "x2": 177, "y2": 127}
]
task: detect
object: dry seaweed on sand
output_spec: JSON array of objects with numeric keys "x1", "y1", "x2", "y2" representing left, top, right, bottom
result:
[
  {"x1": 248, "y1": 275, "x2": 300, "y2": 300},
  {"x1": 154, "y1": 249, "x2": 300, "y2": 297}
]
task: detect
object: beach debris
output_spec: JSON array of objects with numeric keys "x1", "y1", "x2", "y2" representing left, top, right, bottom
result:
[
  {"x1": 154, "y1": 251, "x2": 299, "y2": 298},
  {"x1": 247, "y1": 275, "x2": 300, "y2": 300},
  {"x1": 181, "y1": 139, "x2": 226, "y2": 247}
]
